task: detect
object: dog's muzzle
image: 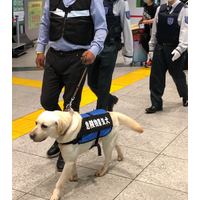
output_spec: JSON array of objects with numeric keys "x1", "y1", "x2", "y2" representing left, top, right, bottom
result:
[{"x1": 29, "y1": 132, "x2": 47, "y2": 142}]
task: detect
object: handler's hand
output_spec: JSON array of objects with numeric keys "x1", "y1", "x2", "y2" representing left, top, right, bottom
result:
[
  {"x1": 36, "y1": 53, "x2": 45, "y2": 69},
  {"x1": 81, "y1": 50, "x2": 95, "y2": 65}
]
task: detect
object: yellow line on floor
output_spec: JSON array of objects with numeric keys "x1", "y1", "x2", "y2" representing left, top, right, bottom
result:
[{"x1": 12, "y1": 67, "x2": 151, "y2": 140}]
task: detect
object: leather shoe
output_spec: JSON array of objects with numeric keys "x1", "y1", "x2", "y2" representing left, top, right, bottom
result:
[
  {"x1": 183, "y1": 94, "x2": 188, "y2": 107},
  {"x1": 107, "y1": 95, "x2": 118, "y2": 111},
  {"x1": 146, "y1": 106, "x2": 162, "y2": 113},
  {"x1": 47, "y1": 140, "x2": 60, "y2": 158},
  {"x1": 57, "y1": 153, "x2": 65, "y2": 172}
]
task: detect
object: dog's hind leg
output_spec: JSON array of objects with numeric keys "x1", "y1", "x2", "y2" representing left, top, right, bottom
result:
[
  {"x1": 95, "y1": 138, "x2": 115, "y2": 177},
  {"x1": 115, "y1": 141, "x2": 123, "y2": 161},
  {"x1": 69, "y1": 162, "x2": 78, "y2": 182}
]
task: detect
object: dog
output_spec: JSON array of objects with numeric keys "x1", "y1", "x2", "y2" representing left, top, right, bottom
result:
[{"x1": 29, "y1": 110, "x2": 143, "y2": 200}]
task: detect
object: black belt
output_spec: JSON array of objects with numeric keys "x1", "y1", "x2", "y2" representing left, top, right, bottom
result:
[
  {"x1": 105, "y1": 37, "x2": 120, "y2": 44},
  {"x1": 50, "y1": 47, "x2": 85, "y2": 56},
  {"x1": 158, "y1": 42, "x2": 177, "y2": 46}
]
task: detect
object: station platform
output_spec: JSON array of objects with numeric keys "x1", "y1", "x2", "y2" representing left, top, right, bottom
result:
[{"x1": 12, "y1": 45, "x2": 188, "y2": 200}]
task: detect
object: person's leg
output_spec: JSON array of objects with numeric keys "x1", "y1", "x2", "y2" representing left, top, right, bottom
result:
[
  {"x1": 167, "y1": 50, "x2": 188, "y2": 98},
  {"x1": 40, "y1": 49, "x2": 63, "y2": 111},
  {"x1": 87, "y1": 56, "x2": 101, "y2": 108},
  {"x1": 149, "y1": 43, "x2": 168, "y2": 110},
  {"x1": 96, "y1": 42, "x2": 118, "y2": 110},
  {"x1": 40, "y1": 49, "x2": 64, "y2": 160},
  {"x1": 61, "y1": 50, "x2": 87, "y2": 112}
]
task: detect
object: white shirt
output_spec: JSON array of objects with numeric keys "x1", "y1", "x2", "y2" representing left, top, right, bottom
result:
[
  {"x1": 113, "y1": 0, "x2": 133, "y2": 57},
  {"x1": 149, "y1": 0, "x2": 188, "y2": 54}
]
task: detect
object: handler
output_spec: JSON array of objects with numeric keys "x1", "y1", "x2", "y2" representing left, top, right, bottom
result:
[
  {"x1": 146, "y1": 0, "x2": 188, "y2": 113},
  {"x1": 35, "y1": 0, "x2": 107, "y2": 171},
  {"x1": 87, "y1": 0, "x2": 133, "y2": 111}
]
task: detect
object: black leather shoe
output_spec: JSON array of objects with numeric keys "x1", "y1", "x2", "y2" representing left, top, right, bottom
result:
[
  {"x1": 57, "y1": 153, "x2": 65, "y2": 172},
  {"x1": 183, "y1": 94, "x2": 188, "y2": 107},
  {"x1": 107, "y1": 96, "x2": 118, "y2": 111},
  {"x1": 145, "y1": 106, "x2": 163, "y2": 113},
  {"x1": 47, "y1": 140, "x2": 60, "y2": 158}
]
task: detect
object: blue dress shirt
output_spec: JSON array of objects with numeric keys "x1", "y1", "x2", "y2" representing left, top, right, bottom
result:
[{"x1": 36, "y1": 0, "x2": 108, "y2": 57}]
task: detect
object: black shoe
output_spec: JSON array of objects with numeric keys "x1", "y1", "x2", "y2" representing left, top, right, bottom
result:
[
  {"x1": 57, "y1": 153, "x2": 65, "y2": 172},
  {"x1": 107, "y1": 96, "x2": 118, "y2": 111},
  {"x1": 47, "y1": 140, "x2": 60, "y2": 158},
  {"x1": 183, "y1": 94, "x2": 188, "y2": 107},
  {"x1": 145, "y1": 106, "x2": 163, "y2": 113}
]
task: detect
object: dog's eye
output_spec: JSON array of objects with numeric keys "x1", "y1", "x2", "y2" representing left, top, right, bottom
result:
[
  {"x1": 35, "y1": 121, "x2": 38, "y2": 125},
  {"x1": 41, "y1": 124, "x2": 48, "y2": 129}
]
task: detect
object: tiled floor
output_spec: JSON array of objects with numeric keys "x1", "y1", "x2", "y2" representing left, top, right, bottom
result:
[{"x1": 12, "y1": 44, "x2": 188, "y2": 200}]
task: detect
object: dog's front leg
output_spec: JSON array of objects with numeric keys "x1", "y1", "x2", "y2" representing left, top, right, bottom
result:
[
  {"x1": 69, "y1": 162, "x2": 78, "y2": 182},
  {"x1": 50, "y1": 162, "x2": 74, "y2": 200}
]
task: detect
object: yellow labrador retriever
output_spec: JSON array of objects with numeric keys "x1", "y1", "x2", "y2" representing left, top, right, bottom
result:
[{"x1": 29, "y1": 110, "x2": 143, "y2": 200}]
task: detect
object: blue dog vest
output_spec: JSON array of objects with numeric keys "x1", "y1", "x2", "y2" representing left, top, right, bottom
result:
[{"x1": 60, "y1": 109, "x2": 113, "y2": 156}]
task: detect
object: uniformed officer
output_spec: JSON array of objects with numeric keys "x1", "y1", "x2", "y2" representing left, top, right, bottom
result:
[
  {"x1": 35, "y1": 0, "x2": 107, "y2": 170},
  {"x1": 87, "y1": 0, "x2": 133, "y2": 111},
  {"x1": 146, "y1": 0, "x2": 188, "y2": 113}
]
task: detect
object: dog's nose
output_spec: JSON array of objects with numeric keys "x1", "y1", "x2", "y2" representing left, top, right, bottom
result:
[{"x1": 29, "y1": 132, "x2": 35, "y2": 140}]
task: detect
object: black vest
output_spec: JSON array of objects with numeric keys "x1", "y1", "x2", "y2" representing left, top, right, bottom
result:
[
  {"x1": 49, "y1": 0, "x2": 94, "y2": 45},
  {"x1": 103, "y1": 0, "x2": 122, "y2": 41},
  {"x1": 156, "y1": 2, "x2": 185, "y2": 45}
]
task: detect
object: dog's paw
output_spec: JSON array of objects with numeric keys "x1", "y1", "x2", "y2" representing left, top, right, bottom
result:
[
  {"x1": 94, "y1": 170, "x2": 105, "y2": 177},
  {"x1": 117, "y1": 155, "x2": 123, "y2": 161},
  {"x1": 69, "y1": 174, "x2": 78, "y2": 182},
  {"x1": 50, "y1": 194, "x2": 59, "y2": 200},
  {"x1": 50, "y1": 189, "x2": 60, "y2": 200}
]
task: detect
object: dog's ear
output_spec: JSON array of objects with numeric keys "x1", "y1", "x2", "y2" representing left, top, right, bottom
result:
[{"x1": 55, "y1": 118, "x2": 66, "y2": 136}]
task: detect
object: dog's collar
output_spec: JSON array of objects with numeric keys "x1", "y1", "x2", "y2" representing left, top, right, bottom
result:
[
  {"x1": 60, "y1": 121, "x2": 72, "y2": 136},
  {"x1": 60, "y1": 107, "x2": 74, "y2": 136}
]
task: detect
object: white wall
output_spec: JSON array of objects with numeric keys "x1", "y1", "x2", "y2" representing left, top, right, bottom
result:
[
  {"x1": 127, "y1": 0, "x2": 168, "y2": 25},
  {"x1": 127, "y1": 0, "x2": 143, "y2": 25},
  {"x1": 161, "y1": 0, "x2": 168, "y2": 4}
]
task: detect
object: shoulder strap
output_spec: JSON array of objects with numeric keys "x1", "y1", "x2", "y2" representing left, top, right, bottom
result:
[
  {"x1": 160, "y1": 3, "x2": 167, "y2": 12},
  {"x1": 49, "y1": 0, "x2": 60, "y2": 11},
  {"x1": 173, "y1": 2, "x2": 185, "y2": 13}
]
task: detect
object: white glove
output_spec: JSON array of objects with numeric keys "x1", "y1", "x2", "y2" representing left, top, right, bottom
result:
[
  {"x1": 171, "y1": 49, "x2": 181, "y2": 61},
  {"x1": 149, "y1": 51, "x2": 154, "y2": 60},
  {"x1": 124, "y1": 56, "x2": 132, "y2": 65}
]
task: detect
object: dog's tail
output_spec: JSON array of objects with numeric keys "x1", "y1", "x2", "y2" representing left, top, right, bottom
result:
[{"x1": 113, "y1": 112, "x2": 143, "y2": 133}]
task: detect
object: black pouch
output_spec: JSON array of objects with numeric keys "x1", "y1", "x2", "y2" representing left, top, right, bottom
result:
[{"x1": 117, "y1": 38, "x2": 122, "y2": 51}]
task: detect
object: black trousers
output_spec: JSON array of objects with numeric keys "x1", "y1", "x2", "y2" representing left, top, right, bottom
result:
[
  {"x1": 87, "y1": 41, "x2": 118, "y2": 110},
  {"x1": 40, "y1": 48, "x2": 87, "y2": 112},
  {"x1": 150, "y1": 43, "x2": 188, "y2": 108}
]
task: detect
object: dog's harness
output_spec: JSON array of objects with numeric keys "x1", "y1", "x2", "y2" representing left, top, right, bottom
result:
[{"x1": 59, "y1": 109, "x2": 113, "y2": 156}]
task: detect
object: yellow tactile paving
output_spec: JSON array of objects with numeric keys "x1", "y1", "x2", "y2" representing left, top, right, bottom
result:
[
  {"x1": 12, "y1": 67, "x2": 151, "y2": 140},
  {"x1": 12, "y1": 77, "x2": 43, "y2": 88},
  {"x1": 111, "y1": 67, "x2": 151, "y2": 86}
]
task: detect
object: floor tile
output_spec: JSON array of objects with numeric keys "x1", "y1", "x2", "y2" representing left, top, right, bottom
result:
[
  {"x1": 12, "y1": 134, "x2": 56, "y2": 157},
  {"x1": 118, "y1": 127, "x2": 176, "y2": 154},
  {"x1": 29, "y1": 167, "x2": 131, "y2": 200},
  {"x1": 77, "y1": 146, "x2": 157, "y2": 179},
  {"x1": 12, "y1": 105, "x2": 40, "y2": 121},
  {"x1": 136, "y1": 113, "x2": 188, "y2": 135},
  {"x1": 136, "y1": 155, "x2": 188, "y2": 192},
  {"x1": 115, "y1": 95, "x2": 151, "y2": 111},
  {"x1": 115, "y1": 180, "x2": 188, "y2": 200},
  {"x1": 161, "y1": 101, "x2": 188, "y2": 119},
  {"x1": 12, "y1": 189, "x2": 26, "y2": 200},
  {"x1": 162, "y1": 129, "x2": 188, "y2": 160},
  {"x1": 12, "y1": 150, "x2": 57, "y2": 193},
  {"x1": 18, "y1": 194, "x2": 46, "y2": 200}
]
